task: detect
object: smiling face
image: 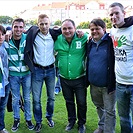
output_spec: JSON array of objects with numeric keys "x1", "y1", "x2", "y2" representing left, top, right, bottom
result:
[
  {"x1": 89, "y1": 23, "x2": 105, "y2": 42},
  {"x1": 12, "y1": 21, "x2": 24, "y2": 40},
  {"x1": 61, "y1": 20, "x2": 76, "y2": 42},
  {"x1": 108, "y1": 5, "x2": 125, "y2": 28}
]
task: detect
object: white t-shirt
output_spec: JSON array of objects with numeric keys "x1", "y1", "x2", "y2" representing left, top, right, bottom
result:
[{"x1": 110, "y1": 26, "x2": 133, "y2": 84}]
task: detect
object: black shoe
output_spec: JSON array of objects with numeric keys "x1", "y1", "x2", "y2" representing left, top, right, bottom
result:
[
  {"x1": 11, "y1": 119, "x2": 20, "y2": 132},
  {"x1": 47, "y1": 119, "x2": 54, "y2": 128},
  {"x1": 78, "y1": 125, "x2": 86, "y2": 133},
  {"x1": 65, "y1": 122, "x2": 75, "y2": 131},
  {"x1": 26, "y1": 120, "x2": 34, "y2": 130},
  {"x1": 34, "y1": 123, "x2": 42, "y2": 132}
]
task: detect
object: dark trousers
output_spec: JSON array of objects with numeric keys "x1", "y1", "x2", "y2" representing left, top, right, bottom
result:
[{"x1": 60, "y1": 76, "x2": 87, "y2": 126}]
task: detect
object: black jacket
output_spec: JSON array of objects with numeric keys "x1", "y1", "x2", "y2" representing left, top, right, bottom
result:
[
  {"x1": 24, "y1": 26, "x2": 61, "y2": 73},
  {"x1": 86, "y1": 33, "x2": 116, "y2": 94}
]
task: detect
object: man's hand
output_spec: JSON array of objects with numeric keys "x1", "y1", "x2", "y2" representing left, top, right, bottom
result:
[
  {"x1": 5, "y1": 30, "x2": 12, "y2": 42},
  {"x1": 53, "y1": 25, "x2": 60, "y2": 30},
  {"x1": 76, "y1": 30, "x2": 84, "y2": 38}
]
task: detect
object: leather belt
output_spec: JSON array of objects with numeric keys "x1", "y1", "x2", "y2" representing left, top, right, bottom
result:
[{"x1": 34, "y1": 63, "x2": 54, "y2": 69}]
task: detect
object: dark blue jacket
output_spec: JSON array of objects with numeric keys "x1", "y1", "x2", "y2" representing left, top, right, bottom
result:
[
  {"x1": 24, "y1": 26, "x2": 61, "y2": 73},
  {"x1": 86, "y1": 33, "x2": 116, "y2": 94}
]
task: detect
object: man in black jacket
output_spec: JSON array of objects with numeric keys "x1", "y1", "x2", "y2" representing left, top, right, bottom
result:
[{"x1": 24, "y1": 14, "x2": 61, "y2": 132}]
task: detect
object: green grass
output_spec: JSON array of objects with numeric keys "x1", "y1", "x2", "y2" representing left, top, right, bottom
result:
[{"x1": 5, "y1": 87, "x2": 120, "y2": 133}]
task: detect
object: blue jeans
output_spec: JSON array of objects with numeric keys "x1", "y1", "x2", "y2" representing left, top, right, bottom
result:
[
  {"x1": 9, "y1": 73, "x2": 32, "y2": 121},
  {"x1": 0, "y1": 83, "x2": 10, "y2": 130},
  {"x1": 32, "y1": 66, "x2": 55, "y2": 123},
  {"x1": 90, "y1": 84, "x2": 116, "y2": 133},
  {"x1": 60, "y1": 76, "x2": 87, "y2": 126},
  {"x1": 116, "y1": 82, "x2": 133, "y2": 133}
]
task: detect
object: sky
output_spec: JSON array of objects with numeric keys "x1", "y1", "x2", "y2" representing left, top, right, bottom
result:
[
  {"x1": 0, "y1": 0, "x2": 44, "y2": 16},
  {"x1": 0, "y1": 0, "x2": 132, "y2": 17},
  {"x1": 0, "y1": 0, "x2": 66, "y2": 16}
]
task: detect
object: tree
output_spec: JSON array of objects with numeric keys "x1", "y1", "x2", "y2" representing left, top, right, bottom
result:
[
  {"x1": 54, "y1": 20, "x2": 62, "y2": 26},
  {"x1": 0, "y1": 16, "x2": 13, "y2": 24},
  {"x1": 103, "y1": 18, "x2": 112, "y2": 29},
  {"x1": 26, "y1": 19, "x2": 37, "y2": 26},
  {"x1": 77, "y1": 21, "x2": 90, "y2": 29},
  {"x1": 77, "y1": 18, "x2": 112, "y2": 29}
]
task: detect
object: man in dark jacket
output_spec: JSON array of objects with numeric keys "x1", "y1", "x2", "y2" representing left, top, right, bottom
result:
[
  {"x1": 86, "y1": 18, "x2": 116, "y2": 133},
  {"x1": 24, "y1": 14, "x2": 61, "y2": 132}
]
